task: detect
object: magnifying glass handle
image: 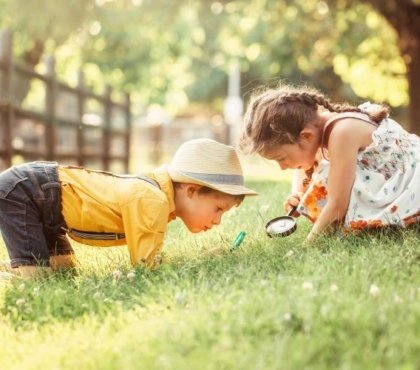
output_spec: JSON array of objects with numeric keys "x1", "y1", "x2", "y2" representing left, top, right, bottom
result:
[{"x1": 287, "y1": 205, "x2": 298, "y2": 217}]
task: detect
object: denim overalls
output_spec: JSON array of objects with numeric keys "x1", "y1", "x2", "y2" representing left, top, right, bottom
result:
[{"x1": 0, "y1": 162, "x2": 73, "y2": 267}]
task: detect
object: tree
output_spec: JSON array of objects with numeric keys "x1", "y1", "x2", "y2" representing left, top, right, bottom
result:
[
  {"x1": 0, "y1": 0, "x2": 95, "y2": 102},
  {"x1": 357, "y1": 0, "x2": 420, "y2": 134},
  {"x1": 188, "y1": 1, "x2": 408, "y2": 118},
  {"x1": 1, "y1": 0, "x2": 417, "y2": 134}
]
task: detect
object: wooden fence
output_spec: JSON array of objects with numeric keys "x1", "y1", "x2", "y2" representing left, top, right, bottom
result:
[{"x1": 0, "y1": 30, "x2": 131, "y2": 173}]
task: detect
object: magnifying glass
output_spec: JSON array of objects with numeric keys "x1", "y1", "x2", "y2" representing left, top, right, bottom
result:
[{"x1": 265, "y1": 206, "x2": 298, "y2": 238}]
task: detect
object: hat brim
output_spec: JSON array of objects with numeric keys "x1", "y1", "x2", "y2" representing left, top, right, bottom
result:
[{"x1": 167, "y1": 167, "x2": 258, "y2": 196}]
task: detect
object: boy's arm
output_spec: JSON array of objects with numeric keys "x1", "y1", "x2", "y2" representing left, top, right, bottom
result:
[
  {"x1": 121, "y1": 197, "x2": 169, "y2": 268},
  {"x1": 306, "y1": 120, "x2": 364, "y2": 242}
]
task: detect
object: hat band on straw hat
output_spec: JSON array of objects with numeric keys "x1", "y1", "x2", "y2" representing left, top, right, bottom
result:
[
  {"x1": 181, "y1": 171, "x2": 244, "y2": 185},
  {"x1": 166, "y1": 138, "x2": 258, "y2": 195}
]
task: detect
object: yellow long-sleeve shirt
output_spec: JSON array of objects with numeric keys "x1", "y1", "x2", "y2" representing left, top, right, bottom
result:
[{"x1": 58, "y1": 166, "x2": 176, "y2": 268}]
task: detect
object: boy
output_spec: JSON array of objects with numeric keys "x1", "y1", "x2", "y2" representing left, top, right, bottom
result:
[{"x1": 0, "y1": 138, "x2": 257, "y2": 278}]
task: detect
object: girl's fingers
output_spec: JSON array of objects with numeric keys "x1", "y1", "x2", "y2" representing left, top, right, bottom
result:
[{"x1": 284, "y1": 193, "x2": 303, "y2": 214}]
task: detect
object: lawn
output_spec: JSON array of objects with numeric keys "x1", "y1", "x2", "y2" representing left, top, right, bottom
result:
[{"x1": 0, "y1": 179, "x2": 419, "y2": 370}]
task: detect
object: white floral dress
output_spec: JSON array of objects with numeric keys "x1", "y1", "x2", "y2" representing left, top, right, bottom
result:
[{"x1": 298, "y1": 106, "x2": 420, "y2": 231}]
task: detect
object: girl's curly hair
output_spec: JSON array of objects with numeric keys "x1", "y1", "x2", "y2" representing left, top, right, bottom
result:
[{"x1": 239, "y1": 83, "x2": 389, "y2": 155}]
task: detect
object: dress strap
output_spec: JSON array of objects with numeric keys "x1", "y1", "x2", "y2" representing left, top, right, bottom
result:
[{"x1": 320, "y1": 112, "x2": 379, "y2": 161}]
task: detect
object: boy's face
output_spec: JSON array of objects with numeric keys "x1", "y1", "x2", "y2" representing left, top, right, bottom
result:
[{"x1": 176, "y1": 185, "x2": 241, "y2": 233}]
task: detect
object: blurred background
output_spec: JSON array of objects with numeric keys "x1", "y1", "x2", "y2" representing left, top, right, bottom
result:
[{"x1": 0, "y1": 0, "x2": 419, "y2": 177}]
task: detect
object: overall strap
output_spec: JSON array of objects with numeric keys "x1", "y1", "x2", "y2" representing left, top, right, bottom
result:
[
  {"x1": 114, "y1": 174, "x2": 161, "y2": 190},
  {"x1": 136, "y1": 174, "x2": 161, "y2": 189},
  {"x1": 320, "y1": 112, "x2": 379, "y2": 161},
  {"x1": 62, "y1": 165, "x2": 161, "y2": 190},
  {"x1": 64, "y1": 174, "x2": 161, "y2": 240}
]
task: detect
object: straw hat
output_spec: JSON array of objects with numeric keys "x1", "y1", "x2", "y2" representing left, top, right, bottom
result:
[{"x1": 166, "y1": 138, "x2": 257, "y2": 196}]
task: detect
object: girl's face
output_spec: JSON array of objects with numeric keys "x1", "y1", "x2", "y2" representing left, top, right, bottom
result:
[
  {"x1": 262, "y1": 130, "x2": 320, "y2": 171},
  {"x1": 176, "y1": 186, "x2": 240, "y2": 233}
]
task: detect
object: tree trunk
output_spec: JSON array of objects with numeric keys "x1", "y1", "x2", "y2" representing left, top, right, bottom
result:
[
  {"x1": 361, "y1": 0, "x2": 420, "y2": 135},
  {"x1": 13, "y1": 39, "x2": 45, "y2": 105},
  {"x1": 405, "y1": 25, "x2": 420, "y2": 136}
]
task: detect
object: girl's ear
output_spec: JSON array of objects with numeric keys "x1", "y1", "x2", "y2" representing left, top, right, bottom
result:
[{"x1": 299, "y1": 127, "x2": 316, "y2": 143}]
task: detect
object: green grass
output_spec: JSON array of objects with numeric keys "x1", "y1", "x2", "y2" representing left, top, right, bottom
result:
[{"x1": 1, "y1": 180, "x2": 419, "y2": 370}]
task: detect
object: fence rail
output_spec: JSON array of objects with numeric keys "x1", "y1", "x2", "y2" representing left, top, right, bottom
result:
[{"x1": 0, "y1": 30, "x2": 131, "y2": 173}]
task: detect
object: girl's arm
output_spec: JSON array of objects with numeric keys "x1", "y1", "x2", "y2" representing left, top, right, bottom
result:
[
  {"x1": 305, "y1": 119, "x2": 370, "y2": 242},
  {"x1": 291, "y1": 169, "x2": 307, "y2": 193},
  {"x1": 283, "y1": 169, "x2": 307, "y2": 214}
]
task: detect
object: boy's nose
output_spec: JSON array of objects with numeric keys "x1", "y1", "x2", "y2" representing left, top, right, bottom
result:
[
  {"x1": 213, "y1": 215, "x2": 222, "y2": 225},
  {"x1": 279, "y1": 163, "x2": 288, "y2": 170}
]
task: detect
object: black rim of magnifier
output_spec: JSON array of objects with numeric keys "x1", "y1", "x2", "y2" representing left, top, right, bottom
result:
[{"x1": 265, "y1": 206, "x2": 298, "y2": 238}]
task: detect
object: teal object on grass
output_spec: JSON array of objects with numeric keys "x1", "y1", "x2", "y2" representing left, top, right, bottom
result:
[{"x1": 230, "y1": 231, "x2": 246, "y2": 252}]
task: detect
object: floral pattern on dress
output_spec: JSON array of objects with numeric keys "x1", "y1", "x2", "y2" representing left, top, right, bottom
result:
[
  {"x1": 300, "y1": 183, "x2": 328, "y2": 223},
  {"x1": 298, "y1": 106, "x2": 420, "y2": 231}
]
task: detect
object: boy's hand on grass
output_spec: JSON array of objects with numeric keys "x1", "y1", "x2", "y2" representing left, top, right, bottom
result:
[{"x1": 0, "y1": 271, "x2": 16, "y2": 281}]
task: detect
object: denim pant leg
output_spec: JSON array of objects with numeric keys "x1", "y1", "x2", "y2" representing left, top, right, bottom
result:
[{"x1": 0, "y1": 162, "x2": 71, "y2": 267}]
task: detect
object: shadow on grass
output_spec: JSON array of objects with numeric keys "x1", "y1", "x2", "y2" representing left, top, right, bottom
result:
[
  {"x1": 1, "y1": 268, "x2": 150, "y2": 329},
  {"x1": 0, "y1": 233, "x2": 297, "y2": 330}
]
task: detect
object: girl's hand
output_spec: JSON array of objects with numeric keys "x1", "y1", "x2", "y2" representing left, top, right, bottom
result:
[
  {"x1": 283, "y1": 192, "x2": 304, "y2": 216},
  {"x1": 304, "y1": 232, "x2": 316, "y2": 245}
]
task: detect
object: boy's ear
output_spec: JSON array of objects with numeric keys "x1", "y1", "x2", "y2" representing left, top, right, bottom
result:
[{"x1": 185, "y1": 183, "x2": 202, "y2": 198}]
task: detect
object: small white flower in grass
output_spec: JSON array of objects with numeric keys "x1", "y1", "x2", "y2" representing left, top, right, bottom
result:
[
  {"x1": 302, "y1": 281, "x2": 313, "y2": 291},
  {"x1": 260, "y1": 279, "x2": 269, "y2": 287},
  {"x1": 16, "y1": 298, "x2": 25, "y2": 306},
  {"x1": 259, "y1": 204, "x2": 270, "y2": 215},
  {"x1": 0, "y1": 272, "x2": 14, "y2": 281},
  {"x1": 330, "y1": 284, "x2": 338, "y2": 293},
  {"x1": 158, "y1": 355, "x2": 171, "y2": 367},
  {"x1": 175, "y1": 290, "x2": 187, "y2": 306},
  {"x1": 127, "y1": 271, "x2": 136, "y2": 281},
  {"x1": 283, "y1": 312, "x2": 292, "y2": 321},
  {"x1": 285, "y1": 250, "x2": 294, "y2": 258},
  {"x1": 369, "y1": 284, "x2": 380, "y2": 297},
  {"x1": 18, "y1": 283, "x2": 25, "y2": 291},
  {"x1": 393, "y1": 294, "x2": 402, "y2": 304},
  {"x1": 112, "y1": 270, "x2": 123, "y2": 280}
]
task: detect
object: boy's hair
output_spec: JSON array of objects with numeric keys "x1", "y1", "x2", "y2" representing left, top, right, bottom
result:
[
  {"x1": 173, "y1": 182, "x2": 245, "y2": 203},
  {"x1": 239, "y1": 83, "x2": 390, "y2": 155}
]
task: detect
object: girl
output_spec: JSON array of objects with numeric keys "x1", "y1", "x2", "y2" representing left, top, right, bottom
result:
[{"x1": 239, "y1": 83, "x2": 420, "y2": 242}]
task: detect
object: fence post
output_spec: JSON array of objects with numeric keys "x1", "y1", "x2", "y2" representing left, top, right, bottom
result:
[
  {"x1": 45, "y1": 55, "x2": 57, "y2": 161},
  {"x1": 0, "y1": 29, "x2": 14, "y2": 167},
  {"x1": 103, "y1": 84, "x2": 112, "y2": 171},
  {"x1": 124, "y1": 92, "x2": 131, "y2": 173},
  {"x1": 77, "y1": 69, "x2": 85, "y2": 166}
]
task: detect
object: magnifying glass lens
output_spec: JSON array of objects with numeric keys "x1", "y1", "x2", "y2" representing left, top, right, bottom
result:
[
  {"x1": 265, "y1": 216, "x2": 297, "y2": 237},
  {"x1": 266, "y1": 218, "x2": 295, "y2": 234}
]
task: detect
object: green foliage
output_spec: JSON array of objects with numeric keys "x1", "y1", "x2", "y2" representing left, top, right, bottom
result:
[
  {"x1": 0, "y1": 0, "x2": 94, "y2": 53},
  {"x1": 0, "y1": 0, "x2": 409, "y2": 112},
  {"x1": 0, "y1": 180, "x2": 419, "y2": 369}
]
